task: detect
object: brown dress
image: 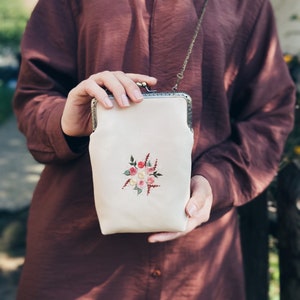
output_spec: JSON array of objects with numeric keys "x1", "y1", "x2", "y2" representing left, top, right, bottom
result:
[{"x1": 14, "y1": 0, "x2": 295, "y2": 299}]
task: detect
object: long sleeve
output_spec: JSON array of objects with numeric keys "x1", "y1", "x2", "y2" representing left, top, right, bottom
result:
[
  {"x1": 13, "y1": 0, "x2": 83, "y2": 164},
  {"x1": 192, "y1": 0, "x2": 296, "y2": 211}
]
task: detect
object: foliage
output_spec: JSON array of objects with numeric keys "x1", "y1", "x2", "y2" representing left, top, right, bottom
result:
[
  {"x1": 0, "y1": 208, "x2": 28, "y2": 256},
  {"x1": 280, "y1": 54, "x2": 300, "y2": 167},
  {"x1": 0, "y1": 0, "x2": 31, "y2": 124},
  {"x1": 269, "y1": 237, "x2": 280, "y2": 300},
  {"x1": 0, "y1": 0, "x2": 30, "y2": 51}
]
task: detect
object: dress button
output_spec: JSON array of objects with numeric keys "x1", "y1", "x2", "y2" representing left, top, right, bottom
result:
[{"x1": 151, "y1": 269, "x2": 162, "y2": 278}]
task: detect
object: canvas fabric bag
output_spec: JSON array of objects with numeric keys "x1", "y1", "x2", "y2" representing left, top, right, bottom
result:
[{"x1": 89, "y1": 92, "x2": 193, "y2": 234}]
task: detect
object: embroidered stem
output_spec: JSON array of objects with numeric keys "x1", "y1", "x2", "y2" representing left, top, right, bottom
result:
[
  {"x1": 153, "y1": 159, "x2": 158, "y2": 171},
  {"x1": 144, "y1": 153, "x2": 150, "y2": 166},
  {"x1": 122, "y1": 179, "x2": 131, "y2": 189},
  {"x1": 147, "y1": 184, "x2": 160, "y2": 196}
]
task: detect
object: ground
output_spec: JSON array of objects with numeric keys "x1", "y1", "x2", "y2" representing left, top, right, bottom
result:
[{"x1": 0, "y1": 116, "x2": 42, "y2": 299}]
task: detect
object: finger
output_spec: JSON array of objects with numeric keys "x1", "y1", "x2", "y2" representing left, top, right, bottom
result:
[
  {"x1": 89, "y1": 71, "x2": 130, "y2": 107},
  {"x1": 148, "y1": 209, "x2": 210, "y2": 243},
  {"x1": 186, "y1": 176, "x2": 212, "y2": 218},
  {"x1": 186, "y1": 197, "x2": 206, "y2": 218},
  {"x1": 147, "y1": 215, "x2": 202, "y2": 243},
  {"x1": 90, "y1": 71, "x2": 148, "y2": 107},
  {"x1": 112, "y1": 72, "x2": 157, "y2": 104},
  {"x1": 89, "y1": 71, "x2": 157, "y2": 107},
  {"x1": 83, "y1": 79, "x2": 114, "y2": 109},
  {"x1": 148, "y1": 231, "x2": 184, "y2": 243},
  {"x1": 126, "y1": 73, "x2": 157, "y2": 87},
  {"x1": 114, "y1": 71, "x2": 144, "y2": 103},
  {"x1": 68, "y1": 77, "x2": 113, "y2": 109}
]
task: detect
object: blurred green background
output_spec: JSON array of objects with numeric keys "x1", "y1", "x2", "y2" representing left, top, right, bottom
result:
[
  {"x1": 0, "y1": 0, "x2": 31, "y2": 50},
  {"x1": 0, "y1": 0, "x2": 36, "y2": 124}
]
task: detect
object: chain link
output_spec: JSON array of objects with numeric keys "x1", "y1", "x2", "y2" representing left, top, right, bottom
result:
[{"x1": 172, "y1": 0, "x2": 209, "y2": 91}]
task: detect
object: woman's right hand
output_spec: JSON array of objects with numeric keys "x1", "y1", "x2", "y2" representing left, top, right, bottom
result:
[{"x1": 61, "y1": 71, "x2": 157, "y2": 137}]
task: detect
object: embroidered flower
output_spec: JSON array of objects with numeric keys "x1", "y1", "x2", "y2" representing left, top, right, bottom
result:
[
  {"x1": 138, "y1": 161, "x2": 145, "y2": 168},
  {"x1": 129, "y1": 167, "x2": 137, "y2": 176},
  {"x1": 130, "y1": 179, "x2": 137, "y2": 186},
  {"x1": 147, "y1": 167, "x2": 155, "y2": 174},
  {"x1": 122, "y1": 153, "x2": 163, "y2": 195},
  {"x1": 138, "y1": 171, "x2": 145, "y2": 179},
  {"x1": 137, "y1": 180, "x2": 146, "y2": 189},
  {"x1": 147, "y1": 177, "x2": 155, "y2": 185}
]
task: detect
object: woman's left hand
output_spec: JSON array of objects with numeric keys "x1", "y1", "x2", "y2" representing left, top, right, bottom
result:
[{"x1": 148, "y1": 175, "x2": 213, "y2": 243}]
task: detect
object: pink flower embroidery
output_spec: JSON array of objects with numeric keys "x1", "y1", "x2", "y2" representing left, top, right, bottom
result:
[
  {"x1": 122, "y1": 153, "x2": 163, "y2": 195},
  {"x1": 137, "y1": 180, "x2": 146, "y2": 189},
  {"x1": 147, "y1": 177, "x2": 155, "y2": 185},
  {"x1": 147, "y1": 167, "x2": 155, "y2": 174},
  {"x1": 129, "y1": 167, "x2": 137, "y2": 176}
]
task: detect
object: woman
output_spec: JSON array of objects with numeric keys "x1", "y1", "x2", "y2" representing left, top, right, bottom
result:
[{"x1": 14, "y1": 0, "x2": 295, "y2": 299}]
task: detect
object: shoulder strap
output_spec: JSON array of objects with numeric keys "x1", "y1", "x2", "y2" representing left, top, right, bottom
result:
[{"x1": 172, "y1": 0, "x2": 209, "y2": 91}]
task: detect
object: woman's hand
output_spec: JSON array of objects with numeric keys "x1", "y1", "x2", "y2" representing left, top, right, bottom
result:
[
  {"x1": 61, "y1": 71, "x2": 157, "y2": 137},
  {"x1": 148, "y1": 175, "x2": 213, "y2": 243}
]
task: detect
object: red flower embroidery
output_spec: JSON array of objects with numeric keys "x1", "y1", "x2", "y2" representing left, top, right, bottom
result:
[
  {"x1": 122, "y1": 153, "x2": 163, "y2": 195},
  {"x1": 138, "y1": 161, "x2": 145, "y2": 168},
  {"x1": 129, "y1": 167, "x2": 137, "y2": 176}
]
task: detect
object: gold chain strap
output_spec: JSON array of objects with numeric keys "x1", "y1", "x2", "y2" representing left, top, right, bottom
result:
[{"x1": 172, "y1": 0, "x2": 209, "y2": 91}]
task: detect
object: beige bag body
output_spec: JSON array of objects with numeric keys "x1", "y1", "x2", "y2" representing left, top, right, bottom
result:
[{"x1": 89, "y1": 92, "x2": 194, "y2": 234}]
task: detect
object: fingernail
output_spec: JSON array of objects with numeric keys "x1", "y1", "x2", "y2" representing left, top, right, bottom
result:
[
  {"x1": 187, "y1": 203, "x2": 197, "y2": 217},
  {"x1": 148, "y1": 237, "x2": 157, "y2": 243},
  {"x1": 134, "y1": 90, "x2": 143, "y2": 101},
  {"x1": 104, "y1": 97, "x2": 113, "y2": 108},
  {"x1": 121, "y1": 94, "x2": 130, "y2": 106}
]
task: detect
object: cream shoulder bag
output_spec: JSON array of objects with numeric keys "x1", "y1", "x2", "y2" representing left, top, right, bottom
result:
[{"x1": 89, "y1": 0, "x2": 209, "y2": 234}]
